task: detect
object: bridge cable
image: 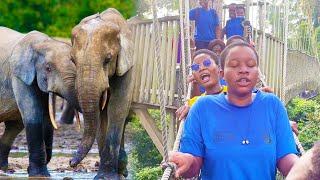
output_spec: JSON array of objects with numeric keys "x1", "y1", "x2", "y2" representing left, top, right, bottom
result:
[{"x1": 151, "y1": 0, "x2": 169, "y2": 169}]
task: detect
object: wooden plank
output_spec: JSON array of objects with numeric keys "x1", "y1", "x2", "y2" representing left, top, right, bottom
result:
[
  {"x1": 265, "y1": 37, "x2": 271, "y2": 86},
  {"x1": 131, "y1": 102, "x2": 178, "y2": 111},
  {"x1": 159, "y1": 22, "x2": 168, "y2": 105},
  {"x1": 139, "y1": 24, "x2": 151, "y2": 102},
  {"x1": 165, "y1": 21, "x2": 172, "y2": 105},
  {"x1": 167, "y1": 111, "x2": 176, "y2": 150},
  {"x1": 132, "y1": 25, "x2": 141, "y2": 102},
  {"x1": 145, "y1": 26, "x2": 156, "y2": 103},
  {"x1": 151, "y1": 39, "x2": 159, "y2": 104},
  {"x1": 169, "y1": 22, "x2": 179, "y2": 105},
  {"x1": 133, "y1": 109, "x2": 164, "y2": 157},
  {"x1": 133, "y1": 25, "x2": 145, "y2": 102}
]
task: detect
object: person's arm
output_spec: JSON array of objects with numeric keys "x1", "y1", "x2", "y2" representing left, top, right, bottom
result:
[
  {"x1": 274, "y1": 96, "x2": 299, "y2": 175},
  {"x1": 168, "y1": 152, "x2": 202, "y2": 178},
  {"x1": 189, "y1": 8, "x2": 195, "y2": 20},
  {"x1": 277, "y1": 153, "x2": 299, "y2": 176},
  {"x1": 215, "y1": 25, "x2": 223, "y2": 40}
]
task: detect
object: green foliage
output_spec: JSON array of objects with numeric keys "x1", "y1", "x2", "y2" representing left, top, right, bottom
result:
[
  {"x1": 128, "y1": 109, "x2": 173, "y2": 179},
  {"x1": 0, "y1": 0, "x2": 136, "y2": 37},
  {"x1": 128, "y1": 111, "x2": 162, "y2": 179},
  {"x1": 134, "y1": 166, "x2": 162, "y2": 180},
  {"x1": 286, "y1": 97, "x2": 320, "y2": 150}
]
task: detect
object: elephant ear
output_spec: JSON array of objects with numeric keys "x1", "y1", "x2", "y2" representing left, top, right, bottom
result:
[
  {"x1": 11, "y1": 31, "x2": 48, "y2": 85},
  {"x1": 116, "y1": 28, "x2": 134, "y2": 76}
]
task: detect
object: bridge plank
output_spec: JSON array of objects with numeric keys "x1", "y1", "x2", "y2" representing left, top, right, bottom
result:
[
  {"x1": 139, "y1": 24, "x2": 151, "y2": 103},
  {"x1": 133, "y1": 109, "x2": 164, "y2": 156}
]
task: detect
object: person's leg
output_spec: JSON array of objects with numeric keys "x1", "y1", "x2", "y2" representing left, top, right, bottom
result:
[{"x1": 195, "y1": 41, "x2": 209, "y2": 50}]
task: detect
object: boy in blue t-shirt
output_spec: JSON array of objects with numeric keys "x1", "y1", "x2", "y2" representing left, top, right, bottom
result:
[
  {"x1": 189, "y1": 0, "x2": 221, "y2": 50},
  {"x1": 224, "y1": 5, "x2": 245, "y2": 39},
  {"x1": 169, "y1": 42, "x2": 299, "y2": 179}
]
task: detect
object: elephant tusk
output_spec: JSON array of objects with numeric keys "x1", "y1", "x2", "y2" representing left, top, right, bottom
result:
[
  {"x1": 101, "y1": 90, "x2": 108, "y2": 110},
  {"x1": 49, "y1": 92, "x2": 58, "y2": 129},
  {"x1": 75, "y1": 110, "x2": 81, "y2": 129}
]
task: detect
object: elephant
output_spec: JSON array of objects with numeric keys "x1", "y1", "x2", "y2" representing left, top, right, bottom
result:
[
  {"x1": 0, "y1": 26, "x2": 80, "y2": 177},
  {"x1": 68, "y1": 8, "x2": 135, "y2": 179},
  {"x1": 286, "y1": 141, "x2": 320, "y2": 180}
]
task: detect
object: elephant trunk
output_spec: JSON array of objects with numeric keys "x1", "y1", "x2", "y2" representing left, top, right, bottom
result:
[{"x1": 70, "y1": 70, "x2": 102, "y2": 167}]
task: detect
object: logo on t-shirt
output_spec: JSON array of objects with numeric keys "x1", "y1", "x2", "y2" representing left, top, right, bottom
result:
[
  {"x1": 262, "y1": 132, "x2": 272, "y2": 144},
  {"x1": 213, "y1": 131, "x2": 234, "y2": 142}
]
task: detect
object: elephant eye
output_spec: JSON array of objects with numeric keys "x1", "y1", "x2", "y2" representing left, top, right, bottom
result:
[
  {"x1": 104, "y1": 54, "x2": 112, "y2": 67},
  {"x1": 46, "y1": 67, "x2": 51, "y2": 72},
  {"x1": 71, "y1": 57, "x2": 76, "y2": 65}
]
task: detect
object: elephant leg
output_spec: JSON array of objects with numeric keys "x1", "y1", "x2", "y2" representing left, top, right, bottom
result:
[
  {"x1": 95, "y1": 68, "x2": 134, "y2": 180},
  {"x1": 12, "y1": 77, "x2": 50, "y2": 177},
  {"x1": 97, "y1": 108, "x2": 108, "y2": 157},
  {"x1": 0, "y1": 120, "x2": 24, "y2": 169},
  {"x1": 118, "y1": 123, "x2": 128, "y2": 177},
  {"x1": 60, "y1": 101, "x2": 75, "y2": 124},
  {"x1": 42, "y1": 97, "x2": 54, "y2": 164}
]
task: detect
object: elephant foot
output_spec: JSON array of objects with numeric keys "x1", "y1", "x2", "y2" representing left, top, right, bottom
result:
[
  {"x1": 0, "y1": 161, "x2": 8, "y2": 170},
  {"x1": 118, "y1": 148, "x2": 128, "y2": 177},
  {"x1": 94, "y1": 172, "x2": 123, "y2": 180},
  {"x1": 0, "y1": 142, "x2": 11, "y2": 169},
  {"x1": 27, "y1": 164, "x2": 50, "y2": 177},
  {"x1": 0, "y1": 166, "x2": 15, "y2": 173}
]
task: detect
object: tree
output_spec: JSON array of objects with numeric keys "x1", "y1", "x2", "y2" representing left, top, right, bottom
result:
[{"x1": 0, "y1": 0, "x2": 136, "y2": 37}]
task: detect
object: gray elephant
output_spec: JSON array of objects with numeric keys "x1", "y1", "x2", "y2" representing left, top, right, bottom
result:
[
  {"x1": 0, "y1": 27, "x2": 79, "y2": 177},
  {"x1": 68, "y1": 8, "x2": 134, "y2": 179},
  {"x1": 286, "y1": 141, "x2": 320, "y2": 179}
]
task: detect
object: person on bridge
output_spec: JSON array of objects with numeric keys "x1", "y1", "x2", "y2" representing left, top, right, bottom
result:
[
  {"x1": 169, "y1": 42, "x2": 299, "y2": 179},
  {"x1": 223, "y1": 4, "x2": 246, "y2": 39},
  {"x1": 189, "y1": 0, "x2": 222, "y2": 50}
]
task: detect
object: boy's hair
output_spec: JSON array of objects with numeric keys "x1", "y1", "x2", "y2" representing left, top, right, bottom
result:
[
  {"x1": 226, "y1": 35, "x2": 245, "y2": 46},
  {"x1": 236, "y1": 5, "x2": 245, "y2": 11},
  {"x1": 219, "y1": 42, "x2": 259, "y2": 70},
  {"x1": 208, "y1": 39, "x2": 225, "y2": 52},
  {"x1": 192, "y1": 49, "x2": 219, "y2": 65}
]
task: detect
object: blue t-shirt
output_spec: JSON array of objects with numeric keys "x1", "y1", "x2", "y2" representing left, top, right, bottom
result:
[
  {"x1": 180, "y1": 91, "x2": 297, "y2": 180},
  {"x1": 225, "y1": 17, "x2": 245, "y2": 39},
  {"x1": 189, "y1": 8, "x2": 220, "y2": 42}
]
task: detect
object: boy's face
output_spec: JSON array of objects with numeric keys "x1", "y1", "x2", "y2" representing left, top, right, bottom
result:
[
  {"x1": 199, "y1": 0, "x2": 209, "y2": 8},
  {"x1": 212, "y1": 45, "x2": 223, "y2": 57},
  {"x1": 236, "y1": 8, "x2": 245, "y2": 17},
  {"x1": 221, "y1": 46, "x2": 258, "y2": 96},
  {"x1": 229, "y1": 4, "x2": 236, "y2": 18},
  {"x1": 192, "y1": 54, "x2": 220, "y2": 89}
]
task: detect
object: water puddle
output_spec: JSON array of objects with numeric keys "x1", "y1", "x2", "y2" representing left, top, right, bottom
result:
[{"x1": 0, "y1": 170, "x2": 97, "y2": 179}]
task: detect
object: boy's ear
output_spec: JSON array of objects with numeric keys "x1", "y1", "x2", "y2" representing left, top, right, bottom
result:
[{"x1": 220, "y1": 69, "x2": 225, "y2": 80}]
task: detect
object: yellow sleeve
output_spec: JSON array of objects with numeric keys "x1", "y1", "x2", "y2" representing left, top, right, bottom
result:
[
  {"x1": 188, "y1": 96, "x2": 199, "y2": 106},
  {"x1": 188, "y1": 93, "x2": 206, "y2": 106}
]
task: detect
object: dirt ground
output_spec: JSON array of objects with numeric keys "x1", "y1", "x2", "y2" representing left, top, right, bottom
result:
[{"x1": 0, "y1": 97, "x2": 134, "y2": 178}]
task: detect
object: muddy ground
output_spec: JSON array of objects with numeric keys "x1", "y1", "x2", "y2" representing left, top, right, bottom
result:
[{"x1": 0, "y1": 97, "x2": 135, "y2": 179}]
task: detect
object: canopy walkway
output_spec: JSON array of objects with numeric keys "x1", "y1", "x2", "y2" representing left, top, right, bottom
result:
[{"x1": 128, "y1": 3, "x2": 320, "y2": 156}]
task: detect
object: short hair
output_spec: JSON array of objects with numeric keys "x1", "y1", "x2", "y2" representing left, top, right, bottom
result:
[
  {"x1": 236, "y1": 5, "x2": 245, "y2": 11},
  {"x1": 208, "y1": 39, "x2": 225, "y2": 52},
  {"x1": 226, "y1": 35, "x2": 245, "y2": 46},
  {"x1": 219, "y1": 42, "x2": 259, "y2": 70},
  {"x1": 192, "y1": 49, "x2": 219, "y2": 66}
]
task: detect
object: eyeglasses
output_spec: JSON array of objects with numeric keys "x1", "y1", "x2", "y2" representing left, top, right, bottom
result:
[{"x1": 191, "y1": 59, "x2": 212, "y2": 71}]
